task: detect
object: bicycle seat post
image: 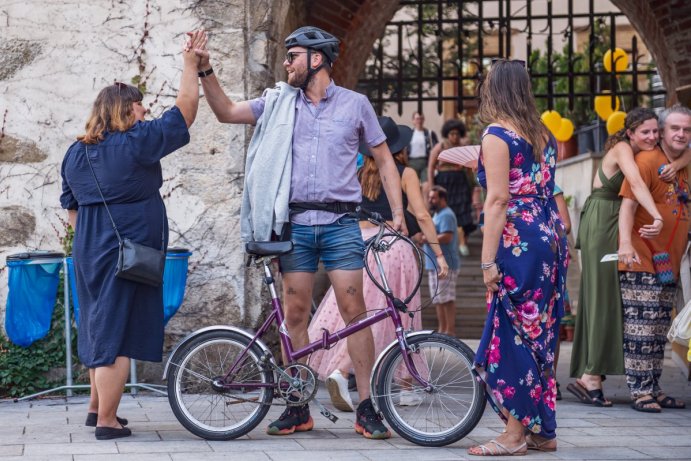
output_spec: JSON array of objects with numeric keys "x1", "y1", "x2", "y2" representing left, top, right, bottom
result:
[{"x1": 258, "y1": 258, "x2": 280, "y2": 302}]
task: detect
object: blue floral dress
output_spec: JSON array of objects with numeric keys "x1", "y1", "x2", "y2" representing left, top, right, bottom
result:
[{"x1": 475, "y1": 126, "x2": 569, "y2": 440}]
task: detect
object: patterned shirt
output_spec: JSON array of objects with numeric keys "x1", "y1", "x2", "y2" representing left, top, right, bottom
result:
[{"x1": 249, "y1": 80, "x2": 386, "y2": 225}]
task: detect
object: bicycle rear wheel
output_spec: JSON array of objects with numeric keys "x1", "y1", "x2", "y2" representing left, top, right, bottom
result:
[
  {"x1": 374, "y1": 333, "x2": 486, "y2": 446},
  {"x1": 166, "y1": 330, "x2": 274, "y2": 440}
]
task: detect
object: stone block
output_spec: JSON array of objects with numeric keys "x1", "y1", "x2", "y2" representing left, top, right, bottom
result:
[
  {"x1": 0, "y1": 135, "x2": 48, "y2": 163},
  {"x1": 0, "y1": 206, "x2": 36, "y2": 246},
  {"x1": 0, "y1": 39, "x2": 43, "y2": 81}
]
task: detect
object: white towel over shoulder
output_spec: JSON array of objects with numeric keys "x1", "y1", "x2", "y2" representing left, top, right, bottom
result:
[{"x1": 241, "y1": 82, "x2": 298, "y2": 242}]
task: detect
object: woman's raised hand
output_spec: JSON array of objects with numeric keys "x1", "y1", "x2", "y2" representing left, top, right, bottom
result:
[{"x1": 185, "y1": 29, "x2": 210, "y2": 70}]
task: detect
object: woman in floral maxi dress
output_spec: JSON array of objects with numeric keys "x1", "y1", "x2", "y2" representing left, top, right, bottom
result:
[{"x1": 468, "y1": 60, "x2": 569, "y2": 457}]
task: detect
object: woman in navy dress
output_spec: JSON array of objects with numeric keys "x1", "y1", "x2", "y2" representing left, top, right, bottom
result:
[
  {"x1": 468, "y1": 60, "x2": 568, "y2": 456},
  {"x1": 59, "y1": 32, "x2": 205, "y2": 440}
]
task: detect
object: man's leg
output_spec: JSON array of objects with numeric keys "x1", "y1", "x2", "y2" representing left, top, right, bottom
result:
[
  {"x1": 330, "y1": 268, "x2": 390, "y2": 439},
  {"x1": 441, "y1": 300, "x2": 456, "y2": 336},
  {"x1": 328, "y1": 269, "x2": 372, "y2": 401},
  {"x1": 280, "y1": 271, "x2": 316, "y2": 365}
]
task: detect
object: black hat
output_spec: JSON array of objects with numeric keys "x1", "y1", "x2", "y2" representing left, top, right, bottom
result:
[{"x1": 359, "y1": 116, "x2": 413, "y2": 157}]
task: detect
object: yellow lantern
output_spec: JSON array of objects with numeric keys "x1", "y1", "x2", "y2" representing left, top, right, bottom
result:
[
  {"x1": 541, "y1": 110, "x2": 562, "y2": 134},
  {"x1": 594, "y1": 93, "x2": 621, "y2": 121},
  {"x1": 603, "y1": 48, "x2": 628, "y2": 73},
  {"x1": 554, "y1": 118, "x2": 574, "y2": 142},
  {"x1": 606, "y1": 111, "x2": 627, "y2": 135}
]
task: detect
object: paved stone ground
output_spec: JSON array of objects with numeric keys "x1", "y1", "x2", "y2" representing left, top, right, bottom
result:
[{"x1": 1, "y1": 341, "x2": 690, "y2": 461}]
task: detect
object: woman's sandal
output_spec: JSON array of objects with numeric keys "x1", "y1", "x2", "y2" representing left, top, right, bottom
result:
[
  {"x1": 468, "y1": 440, "x2": 528, "y2": 457},
  {"x1": 566, "y1": 382, "x2": 613, "y2": 407},
  {"x1": 526, "y1": 433, "x2": 557, "y2": 452},
  {"x1": 657, "y1": 395, "x2": 686, "y2": 409},
  {"x1": 630, "y1": 397, "x2": 661, "y2": 413}
]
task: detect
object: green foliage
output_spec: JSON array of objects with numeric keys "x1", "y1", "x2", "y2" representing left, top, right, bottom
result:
[
  {"x1": 0, "y1": 280, "x2": 79, "y2": 398},
  {"x1": 361, "y1": 3, "x2": 478, "y2": 101}
]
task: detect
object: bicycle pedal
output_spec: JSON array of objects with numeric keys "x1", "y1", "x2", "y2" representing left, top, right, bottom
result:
[{"x1": 313, "y1": 399, "x2": 338, "y2": 423}]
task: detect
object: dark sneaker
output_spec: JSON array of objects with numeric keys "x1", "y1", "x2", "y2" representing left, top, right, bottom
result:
[
  {"x1": 266, "y1": 404, "x2": 313, "y2": 435},
  {"x1": 355, "y1": 398, "x2": 391, "y2": 439}
]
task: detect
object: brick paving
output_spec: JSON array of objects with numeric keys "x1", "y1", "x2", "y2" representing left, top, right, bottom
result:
[{"x1": 1, "y1": 341, "x2": 689, "y2": 460}]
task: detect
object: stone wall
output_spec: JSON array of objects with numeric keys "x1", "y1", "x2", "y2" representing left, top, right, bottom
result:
[{"x1": 0, "y1": 1, "x2": 294, "y2": 372}]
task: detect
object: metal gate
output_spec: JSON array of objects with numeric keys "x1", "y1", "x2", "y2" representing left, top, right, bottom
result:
[{"x1": 356, "y1": 0, "x2": 664, "y2": 125}]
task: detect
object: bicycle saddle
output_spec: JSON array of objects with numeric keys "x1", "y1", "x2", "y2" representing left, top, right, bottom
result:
[{"x1": 245, "y1": 241, "x2": 294, "y2": 256}]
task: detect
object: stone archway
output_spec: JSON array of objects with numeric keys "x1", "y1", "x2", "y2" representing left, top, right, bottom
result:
[
  {"x1": 302, "y1": 0, "x2": 400, "y2": 89},
  {"x1": 612, "y1": 0, "x2": 691, "y2": 105}
]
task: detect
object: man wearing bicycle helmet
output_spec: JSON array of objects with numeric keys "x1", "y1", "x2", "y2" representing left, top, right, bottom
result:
[{"x1": 187, "y1": 26, "x2": 405, "y2": 440}]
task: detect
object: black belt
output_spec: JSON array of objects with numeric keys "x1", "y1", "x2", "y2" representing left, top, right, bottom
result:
[{"x1": 289, "y1": 201, "x2": 359, "y2": 215}]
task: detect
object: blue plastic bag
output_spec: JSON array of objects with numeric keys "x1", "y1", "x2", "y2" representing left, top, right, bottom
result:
[
  {"x1": 5, "y1": 252, "x2": 64, "y2": 347},
  {"x1": 163, "y1": 249, "x2": 192, "y2": 325},
  {"x1": 66, "y1": 249, "x2": 191, "y2": 327}
]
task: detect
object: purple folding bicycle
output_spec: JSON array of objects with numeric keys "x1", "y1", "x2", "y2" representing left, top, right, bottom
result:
[{"x1": 164, "y1": 209, "x2": 485, "y2": 446}]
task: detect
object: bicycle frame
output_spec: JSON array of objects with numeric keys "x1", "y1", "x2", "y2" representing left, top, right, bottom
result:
[{"x1": 219, "y1": 235, "x2": 431, "y2": 391}]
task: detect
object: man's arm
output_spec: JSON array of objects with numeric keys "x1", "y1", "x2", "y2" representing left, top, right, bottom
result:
[{"x1": 369, "y1": 142, "x2": 407, "y2": 233}]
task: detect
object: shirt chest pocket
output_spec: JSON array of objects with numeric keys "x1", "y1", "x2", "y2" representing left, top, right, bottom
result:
[{"x1": 327, "y1": 117, "x2": 358, "y2": 144}]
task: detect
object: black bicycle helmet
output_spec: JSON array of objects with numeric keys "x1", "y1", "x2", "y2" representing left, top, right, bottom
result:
[{"x1": 285, "y1": 26, "x2": 340, "y2": 66}]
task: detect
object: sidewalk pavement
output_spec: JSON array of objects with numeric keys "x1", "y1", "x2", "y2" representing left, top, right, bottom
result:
[{"x1": 1, "y1": 341, "x2": 690, "y2": 461}]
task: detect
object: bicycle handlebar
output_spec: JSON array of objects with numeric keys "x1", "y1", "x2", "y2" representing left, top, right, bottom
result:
[{"x1": 357, "y1": 205, "x2": 423, "y2": 308}]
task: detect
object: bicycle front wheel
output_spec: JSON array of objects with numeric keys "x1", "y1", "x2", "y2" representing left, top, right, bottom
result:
[
  {"x1": 374, "y1": 333, "x2": 486, "y2": 447},
  {"x1": 166, "y1": 330, "x2": 274, "y2": 440}
]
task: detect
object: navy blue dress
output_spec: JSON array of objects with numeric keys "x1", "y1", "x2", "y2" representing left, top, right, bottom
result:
[{"x1": 60, "y1": 107, "x2": 189, "y2": 367}]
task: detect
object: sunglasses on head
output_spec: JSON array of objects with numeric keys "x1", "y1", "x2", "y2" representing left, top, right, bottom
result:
[
  {"x1": 286, "y1": 51, "x2": 308, "y2": 64},
  {"x1": 491, "y1": 58, "x2": 526, "y2": 68}
]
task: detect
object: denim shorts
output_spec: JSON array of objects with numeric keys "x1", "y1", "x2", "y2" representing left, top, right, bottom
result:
[{"x1": 279, "y1": 215, "x2": 365, "y2": 273}]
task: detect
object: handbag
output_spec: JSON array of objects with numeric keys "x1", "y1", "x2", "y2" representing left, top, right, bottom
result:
[
  {"x1": 668, "y1": 298, "x2": 691, "y2": 346},
  {"x1": 85, "y1": 146, "x2": 165, "y2": 287},
  {"x1": 643, "y1": 204, "x2": 683, "y2": 286}
]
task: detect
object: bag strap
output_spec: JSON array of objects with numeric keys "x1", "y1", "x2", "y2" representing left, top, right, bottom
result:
[{"x1": 84, "y1": 145, "x2": 165, "y2": 250}]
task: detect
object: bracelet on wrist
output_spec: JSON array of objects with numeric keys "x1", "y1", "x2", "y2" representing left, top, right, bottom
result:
[
  {"x1": 198, "y1": 67, "x2": 214, "y2": 78},
  {"x1": 427, "y1": 241, "x2": 440, "y2": 245},
  {"x1": 480, "y1": 261, "x2": 496, "y2": 270},
  {"x1": 653, "y1": 218, "x2": 663, "y2": 222}
]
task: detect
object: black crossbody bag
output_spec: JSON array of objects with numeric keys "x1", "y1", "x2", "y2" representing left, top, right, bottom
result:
[{"x1": 85, "y1": 146, "x2": 165, "y2": 287}]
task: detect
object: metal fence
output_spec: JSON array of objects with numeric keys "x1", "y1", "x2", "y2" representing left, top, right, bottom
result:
[{"x1": 356, "y1": 0, "x2": 665, "y2": 120}]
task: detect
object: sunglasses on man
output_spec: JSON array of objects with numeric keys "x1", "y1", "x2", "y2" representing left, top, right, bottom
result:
[{"x1": 285, "y1": 51, "x2": 308, "y2": 64}]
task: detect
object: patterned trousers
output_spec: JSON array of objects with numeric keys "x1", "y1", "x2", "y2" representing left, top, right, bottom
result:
[{"x1": 619, "y1": 271, "x2": 676, "y2": 399}]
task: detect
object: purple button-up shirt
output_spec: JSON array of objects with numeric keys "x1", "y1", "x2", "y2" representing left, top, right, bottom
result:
[{"x1": 249, "y1": 81, "x2": 386, "y2": 225}]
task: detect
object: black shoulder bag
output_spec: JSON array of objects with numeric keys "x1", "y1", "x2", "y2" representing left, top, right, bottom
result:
[{"x1": 85, "y1": 146, "x2": 165, "y2": 287}]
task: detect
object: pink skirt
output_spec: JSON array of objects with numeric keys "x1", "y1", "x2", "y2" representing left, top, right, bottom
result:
[{"x1": 307, "y1": 227, "x2": 423, "y2": 381}]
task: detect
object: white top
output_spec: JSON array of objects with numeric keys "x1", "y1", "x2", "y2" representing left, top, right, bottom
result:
[{"x1": 409, "y1": 129, "x2": 427, "y2": 159}]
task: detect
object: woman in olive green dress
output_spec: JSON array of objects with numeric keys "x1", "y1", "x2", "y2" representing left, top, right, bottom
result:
[{"x1": 569, "y1": 107, "x2": 690, "y2": 406}]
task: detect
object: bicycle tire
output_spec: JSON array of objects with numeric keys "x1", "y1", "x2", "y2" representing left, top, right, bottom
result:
[
  {"x1": 166, "y1": 330, "x2": 274, "y2": 440},
  {"x1": 373, "y1": 333, "x2": 486, "y2": 446}
]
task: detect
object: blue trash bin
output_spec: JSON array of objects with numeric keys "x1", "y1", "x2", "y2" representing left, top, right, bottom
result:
[
  {"x1": 163, "y1": 248, "x2": 192, "y2": 325},
  {"x1": 66, "y1": 249, "x2": 191, "y2": 327},
  {"x1": 5, "y1": 251, "x2": 65, "y2": 347}
]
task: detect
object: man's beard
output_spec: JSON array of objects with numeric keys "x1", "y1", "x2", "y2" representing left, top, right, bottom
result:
[
  {"x1": 429, "y1": 204, "x2": 438, "y2": 212},
  {"x1": 288, "y1": 68, "x2": 309, "y2": 89}
]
